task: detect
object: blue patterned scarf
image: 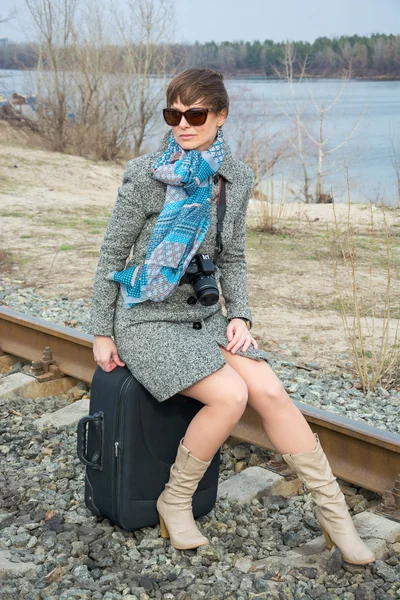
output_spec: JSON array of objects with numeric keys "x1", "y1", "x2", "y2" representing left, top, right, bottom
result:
[{"x1": 107, "y1": 128, "x2": 224, "y2": 307}]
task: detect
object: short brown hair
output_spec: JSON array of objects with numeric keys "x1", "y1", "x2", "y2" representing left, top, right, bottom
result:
[{"x1": 166, "y1": 68, "x2": 229, "y2": 117}]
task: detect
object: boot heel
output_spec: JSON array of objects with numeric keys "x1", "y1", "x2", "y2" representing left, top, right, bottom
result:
[
  {"x1": 158, "y1": 514, "x2": 169, "y2": 540},
  {"x1": 321, "y1": 526, "x2": 334, "y2": 549}
]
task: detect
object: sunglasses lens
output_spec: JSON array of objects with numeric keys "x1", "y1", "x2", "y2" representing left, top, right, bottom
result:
[
  {"x1": 163, "y1": 109, "x2": 181, "y2": 126},
  {"x1": 185, "y1": 109, "x2": 208, "y2": 126},
  {"x1": 163, "y1": 108, "x2": 209, "y2": 126}
]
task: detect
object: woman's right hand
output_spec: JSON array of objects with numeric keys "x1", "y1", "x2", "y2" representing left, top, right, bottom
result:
[{"x1": 93, "y1": 335, "x2": 126, "y2": 372}]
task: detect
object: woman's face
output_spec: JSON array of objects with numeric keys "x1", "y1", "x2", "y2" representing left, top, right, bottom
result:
[{"x1": 169, "y1": 96, "x2": 227, "y2": 152}]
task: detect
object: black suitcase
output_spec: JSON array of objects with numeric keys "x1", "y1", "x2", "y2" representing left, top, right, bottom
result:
[{"x1": 77, "y1": 365, "x2": 220, "y2": 531}]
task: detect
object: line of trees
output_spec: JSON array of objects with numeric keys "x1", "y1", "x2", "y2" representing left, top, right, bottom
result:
[
  {"x1": 182, "y1": 34, "x2": 400, "y2": 78},
  {"x1": 0, "y1": 33, "x2": 399, "y2": 78}
]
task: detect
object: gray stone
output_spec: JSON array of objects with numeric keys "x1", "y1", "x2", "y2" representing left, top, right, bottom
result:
[
  {"x1": 353, "y1": 512, "x2": 400, "y2": 544},
  {"x1": 251, "y1": 552, "x2": 326, "y2": 579},
  {"x1": 138, "y1": 538, "x2": 164, "y2": 550},
  {"x1": 354, "y1": 583, "x2": 376, "y2": 600},
  {"x1": 293, "y1": 529, "x2": 387, "y2": 562},
  {"x1": 11, "y1": 533, "x2": 31, "y2": 547},
  {"x1": 0, "y1": 549, "x2": 37, "y2": 580},
  {"x1": 71, "y1": 541, "x2": 85, "y2": 557},
  {"x1": 291, "y1": 535, "x2": 327, "y2": 556},
  {"x1": 128, "y1": 547, "x2": 141, "y2": 560},
  {"x1": 363, "y1": 537, "x2": 389, "y2": 560},
  {"x1": 236, "y1": 526, "x2": 249, "y2": 538},
  {"x1": 326, "y1": 546, "x2": 343, "y2": 574},
  {"x1": 372, "y1": 559, "x2": 399, "y2": 583},
  {"x1": 59, "y1": 591, "x2": 91, "y2": 600},
  {"x1": 239, "y1": 576, "x2": 254, "y2": 592},
  {"x1": 0, "y1": 372, "x2": 33, "y2": 400},
  {"x1": 217, "y1": 467, "x2": 301, "y2": 504},
  {"x1": 297, "y1": 567, "x2": 318, "y2": 579},
  {"x1": 40, "y1": 582, "x2": 60, "y2": 599},
  {"x1": 253, "y1": 578, "x2": 272, "y2": 593},
  {"x1": 197, "y1": 545, "x2": 220, "y2": 562},
  {"x1": 232, "y1": 445, "x2": 251, "y2": 460},
  {"x1": 72, "y1": 565, "x2": 91, "y2": 582},
  {"x1": 33, "y1": 399, "x2": 89, "y2": 430},
  {"x1": 235, "y1": 557, "x2": 253, "y2": 573}
]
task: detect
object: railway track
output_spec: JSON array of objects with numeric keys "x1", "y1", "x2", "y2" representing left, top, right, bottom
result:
[{"x1": 1, "y1": 305, "x2": 399, "y2": 519}]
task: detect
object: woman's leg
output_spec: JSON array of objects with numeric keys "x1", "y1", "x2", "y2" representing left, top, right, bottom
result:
[
  {"x1": 218, "y1": 347, "x2": 316, "y2": 454},
  {"x1": 156, "y1": 363, "x2": 249, "y2": 550},
  {"x1": 179, "y1": 362, "x2": 249, "y2": 461},
  {"x1": 217, "y1": 347, "x2": 375, "y2": 565}
]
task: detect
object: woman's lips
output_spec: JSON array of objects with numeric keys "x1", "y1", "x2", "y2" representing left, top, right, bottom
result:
[{"x1": 180, "y1": 134, "x2": 195, "y2": 139}]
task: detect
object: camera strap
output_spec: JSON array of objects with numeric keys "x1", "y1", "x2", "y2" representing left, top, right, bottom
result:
[{"x1": 213, "y1": 176, "x2": 227, "y2": 265}]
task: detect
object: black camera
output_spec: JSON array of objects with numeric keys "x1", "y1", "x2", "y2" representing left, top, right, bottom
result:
[{"x1": 179, "y1": 254, "x2": 219, "y2": 306}]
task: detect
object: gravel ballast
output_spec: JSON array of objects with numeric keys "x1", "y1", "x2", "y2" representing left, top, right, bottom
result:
[
  {"x1": 1, "y1": 388, "x2": 399, "y2": 600},
  {"x1": 1, "y1": 279, "x2": 400, "y2": 598}
]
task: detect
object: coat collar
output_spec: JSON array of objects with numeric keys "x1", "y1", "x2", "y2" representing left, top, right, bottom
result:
[{"x1": 156, "y1": 129, "x2": 235, "y2": 183}]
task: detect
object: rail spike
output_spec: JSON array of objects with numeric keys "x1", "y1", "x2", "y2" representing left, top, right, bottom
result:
[
  {"x1": 375, "y1": 475, "x2": 400, "y2": 522},
  {"x1": 28, "y1": 346, "x2": 63, "y2": 382}
]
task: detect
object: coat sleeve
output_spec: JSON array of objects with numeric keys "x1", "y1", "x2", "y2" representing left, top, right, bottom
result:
[
  {"x1": 218, "y1": 168, "x2": 255, "y2": 329},
  {"x1": 88, "y1": 162, "x2": 147, "y2": 337}
]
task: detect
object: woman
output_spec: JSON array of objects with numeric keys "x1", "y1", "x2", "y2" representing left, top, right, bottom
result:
[{"x1": 88, "y1": 68, "x2": 374, "y2": 565}]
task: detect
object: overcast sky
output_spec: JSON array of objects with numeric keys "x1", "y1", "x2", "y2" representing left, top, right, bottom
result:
[{"x1": 1, "y1": 0, "x2": 399, "y2": 44}]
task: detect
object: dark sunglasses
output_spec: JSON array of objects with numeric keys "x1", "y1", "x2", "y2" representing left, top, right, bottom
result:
[{"x1": 163, "y1": 107, "x2": 213, "y2": 127}]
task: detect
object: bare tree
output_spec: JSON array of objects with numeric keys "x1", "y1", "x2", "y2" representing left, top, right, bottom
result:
[
  {"x1": 305, "y1": 72, "x2": 363, "y2": 203},
  {"x1": 67, "y1": 0, "x2": 128, "y2": 159},
  {"x1": 274, "y1": 45, "x2": 314, "y2": 202},
  {"x1": 0, "y1": 10, "x2": 17, "y2": 89},
  {"x1": 275, "y1": 43, "x2": 364, "y2": 203},
  {"x1": 25, "y1": 0, "x2": 78, "y2": 151},
  {"x1": 223, "y1": 90, "x2": 292, "y2": 233},
  {"x1": 113, "y1": 0, "x2": 178, "y2": 156},
  {"x1": 23, "y1": 0, "x2": 177, "y2": 159},
  {"x1": 0, "y1": 10, "x2": 17, "y2": 24},
  {"x1": 389, "y1": 127, "x2": 400, "y2": 207},
  {"x1": 226, "y1": 89, "x2": 289, "y2": 187}
]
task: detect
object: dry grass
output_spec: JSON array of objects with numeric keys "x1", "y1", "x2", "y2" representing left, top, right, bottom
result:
[{"x1": 327, "y1": 177, "x2": 400, "y2": 390}]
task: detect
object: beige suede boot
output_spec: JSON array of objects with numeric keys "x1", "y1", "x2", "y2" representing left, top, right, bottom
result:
[
  {"x1": 282, "y1": 433, "x2": 375, "y2": 565},
  {"x1": 156, "y1": 438, "x2": 212, "y2": 550}
]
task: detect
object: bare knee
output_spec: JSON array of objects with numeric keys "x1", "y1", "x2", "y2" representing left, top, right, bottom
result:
[
  {"x1": 251, "y1": 380, "x2": 292, "y2": 414},
  {"x1": 219, "y1": 379, "x2": 248, "y2": 418},
  {"x1": 180, "y1": 364, "x2": 248, "y2": 419}
]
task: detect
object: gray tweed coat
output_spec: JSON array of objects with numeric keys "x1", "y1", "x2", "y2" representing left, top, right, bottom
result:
[{"x1": 88, "y1": 131, "x2": 270, "y2": 401}]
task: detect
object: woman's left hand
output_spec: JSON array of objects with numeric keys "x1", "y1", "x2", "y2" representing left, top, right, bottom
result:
[{"x1": 226, "y1": 318, "x2": 258, "y2": 354}]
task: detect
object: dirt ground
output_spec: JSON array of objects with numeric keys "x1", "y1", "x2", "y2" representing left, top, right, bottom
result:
[{"x1": 1, "y1": 122, "x2": 400, "y2": 377}]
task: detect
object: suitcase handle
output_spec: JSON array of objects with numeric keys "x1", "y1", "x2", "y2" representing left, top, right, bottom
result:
[{"x1": 77, "y1": 412, "x2": 104, "y2": 470}]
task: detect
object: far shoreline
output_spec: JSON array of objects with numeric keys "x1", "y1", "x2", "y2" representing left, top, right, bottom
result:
[{"x1": 1, "y1": 68, "x2": 400, "y2": 82}]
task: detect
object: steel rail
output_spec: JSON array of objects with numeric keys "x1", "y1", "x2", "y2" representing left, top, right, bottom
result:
[
  {"x1": 1, "y1": 306, "x2": 399, "y2": 495},
  {"x1": 233, "y1": 402, "x2": 400, "y2": 494},
  {"x1": 0, "y1": 306, "x2": 94, "y2": 384}
]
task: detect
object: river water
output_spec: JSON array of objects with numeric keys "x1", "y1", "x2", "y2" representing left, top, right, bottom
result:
[{"x1": 2, "y1": 70, "x2": 400, "y2": 205}]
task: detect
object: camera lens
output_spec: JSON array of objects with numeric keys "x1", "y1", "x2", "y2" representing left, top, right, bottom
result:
[{"x1": 192, "y1": 274, "x2": 219, "y2": 306}]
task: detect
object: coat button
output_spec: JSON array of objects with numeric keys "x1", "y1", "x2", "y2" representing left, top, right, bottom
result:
[
  {"x1": 187, "y1": 295, "x2": 197, "y2": 305},
  {"x1": 193, "y1": 322, "x2": 202, "y2": 330},
  {"x1": 213, "y1": 174, "x2": 220, "y2": 184}
]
